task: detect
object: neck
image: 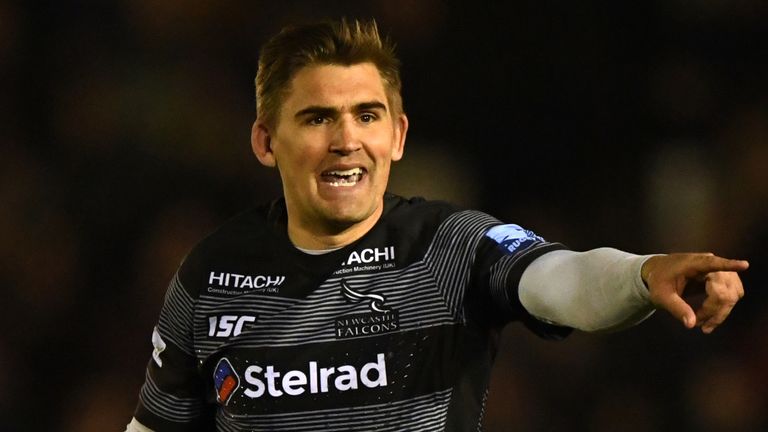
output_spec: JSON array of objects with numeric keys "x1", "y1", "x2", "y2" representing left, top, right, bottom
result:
[{"x1": 287, "y1": 205, "x2": 383, "y2": 250}]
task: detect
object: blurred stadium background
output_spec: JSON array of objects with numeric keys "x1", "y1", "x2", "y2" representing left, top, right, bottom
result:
[{"x1": 1, "y1": 1, "x2": 766, "y2": 430}]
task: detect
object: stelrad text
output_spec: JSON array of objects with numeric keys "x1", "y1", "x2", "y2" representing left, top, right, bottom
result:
[{"x1": 243, "y1": 353, "x2": 388, "y2": 398}]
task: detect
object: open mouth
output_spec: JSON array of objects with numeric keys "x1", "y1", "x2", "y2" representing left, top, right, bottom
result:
[{"x1": 320, "y1": 167, "x2": 366, "y2": 187}]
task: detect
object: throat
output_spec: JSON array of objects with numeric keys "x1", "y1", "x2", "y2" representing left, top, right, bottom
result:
[{"x1": 285, "y1": 202, "x2": 384, "y2": 251}]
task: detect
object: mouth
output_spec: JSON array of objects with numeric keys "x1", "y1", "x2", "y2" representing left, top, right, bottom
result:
[{"x1": 320, "y1": 167, "x2": 367, "y2": 187}]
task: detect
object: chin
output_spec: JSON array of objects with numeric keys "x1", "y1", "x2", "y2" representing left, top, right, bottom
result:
[
  {"x1": 322, "y1": 203, "x2": 376, "y2": 227},
  {"x1": 327, "y1": 210, "x2": 369, "y2": 225}
]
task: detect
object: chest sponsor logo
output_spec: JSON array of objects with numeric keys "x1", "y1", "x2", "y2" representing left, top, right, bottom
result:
[
  {"x1": 335, "y1": 246, "x2": 396, "y2": 275},
  {"x1": 207, "y1": 271, "x2": 285, "y2": 295},
  {"x1": 208, "y1": 314, "x2": 257, "y2": 338},
  {"x1": 335, "y1": 279, "x2": 399, "y2": 339},
  {"x1": 214, "y1": 357, "x2": 240, "y2": 406},
  {"x1": 242, "y1": 353, "x2": 388, "y2": 399}
]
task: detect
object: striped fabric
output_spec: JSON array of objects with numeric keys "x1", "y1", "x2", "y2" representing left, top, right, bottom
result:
[{"x1": 135, "y1": 198, "x2": 563, "y2": 431}]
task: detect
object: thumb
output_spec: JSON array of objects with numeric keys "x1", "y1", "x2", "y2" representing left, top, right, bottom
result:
[{"x1": 655, "y1": 293, "x2": 697, "y2": 328}]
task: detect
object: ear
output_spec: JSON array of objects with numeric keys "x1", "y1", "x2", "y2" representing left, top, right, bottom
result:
[
  {"x1": 390, "y1": 113, "x2": 408, "y2": 162},
  {"x1": 251, "y1": 120, "x2": 277, "y2": 167}
]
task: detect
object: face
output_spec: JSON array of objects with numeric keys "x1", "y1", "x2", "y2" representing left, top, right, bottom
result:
[{"x1": 252, "y1": 63, "x2": 408, "y2": 241}]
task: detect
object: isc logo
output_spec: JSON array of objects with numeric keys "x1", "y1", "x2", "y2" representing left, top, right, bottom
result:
[{"x1": 208, "y1": 315, "x2": 257, "y2": 338}]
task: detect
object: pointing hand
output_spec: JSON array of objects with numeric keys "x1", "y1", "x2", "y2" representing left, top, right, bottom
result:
[{"x1": 641, "y1": 253, "x2": 749, "y2": 333}]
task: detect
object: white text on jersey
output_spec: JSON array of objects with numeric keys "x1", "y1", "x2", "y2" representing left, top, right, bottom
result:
[
  {"x1": 208, "y1": 272, "x2": 286, "y2": 289},
  {"x1": 208, "y1": 315, "x2": 257, "y2": 338},
  {"x1": 343, "y1": 246, "x2": 395, "y2": 266},
  {"x1": 243, "y1": 353, "x2": 388, "y2": 398}
]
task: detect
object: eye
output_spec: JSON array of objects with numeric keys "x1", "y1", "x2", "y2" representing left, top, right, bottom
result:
[
  {"x1": 308, "y1": 116, "x2": 328, "y2": 126},
  {"x1": 359, "y1": 113, "x2": 378, "y2": 123}
]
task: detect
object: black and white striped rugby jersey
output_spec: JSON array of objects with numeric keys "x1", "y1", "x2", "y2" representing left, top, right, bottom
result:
[{"x1": 134, "y1": 194, "x2": 570, "y2": 431}]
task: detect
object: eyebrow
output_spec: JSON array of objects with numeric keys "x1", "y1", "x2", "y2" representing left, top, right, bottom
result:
[
  {"x1": 293, "y1": 101, "x2": 388, "y2": 119},
  {"x1": 355, "y1": 101, "x2": 387, "y2": 112}
]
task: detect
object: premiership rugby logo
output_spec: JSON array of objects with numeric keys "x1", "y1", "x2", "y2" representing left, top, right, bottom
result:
[
  {"x1": 336, "y1": 280, "x2": 399, "y2": 339},
  {"x1": 485, "y1": 224, "x2": 543, "y2": 254}
]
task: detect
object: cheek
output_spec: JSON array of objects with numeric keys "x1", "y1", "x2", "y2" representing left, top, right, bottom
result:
[
  {"x1": 274, "y1": 140, "x2": 311, "y2": 170},
  {"x1": 372, "y1": 158, "x2": 393, "y2": 183}
]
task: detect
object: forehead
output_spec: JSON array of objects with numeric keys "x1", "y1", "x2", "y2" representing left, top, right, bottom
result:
[{"x1": 282, "y1": 63, "x2": 389, "y2": 112}]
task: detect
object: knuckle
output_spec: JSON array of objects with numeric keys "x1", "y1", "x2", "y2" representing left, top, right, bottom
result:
[
  {"x1": 724, "y1": 291, "x2": 741, "y2": 305},
  {"x1": 715, "y1": 298, "x2": 737, "y2": 309},
  {"x1": 709, "y1": 271, "x2": 727, "y2": 281}
]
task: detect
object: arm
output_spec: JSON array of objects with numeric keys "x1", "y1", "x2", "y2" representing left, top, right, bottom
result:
[
  {"x1": 131, "y1": 272, "x2": 210, "y2": 430},
  {"x1": 519, "y1": 249, "x2": 748, "y2": 333},
  {"x1": 519, "y1": 248, "x2": 656, "y2": 332}
]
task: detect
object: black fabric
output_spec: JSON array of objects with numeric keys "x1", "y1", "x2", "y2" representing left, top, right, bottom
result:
[{"x1": 134, "y1": 194, "x2": 570, "y2": 431}]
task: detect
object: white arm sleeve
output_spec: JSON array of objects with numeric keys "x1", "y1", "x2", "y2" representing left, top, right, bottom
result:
[
  {"x1": 125, "y1": 418, "x2": 155, "y2": 432},
  {"x1": 519, "y1": 248, "x2": 657, "y2": 332}
]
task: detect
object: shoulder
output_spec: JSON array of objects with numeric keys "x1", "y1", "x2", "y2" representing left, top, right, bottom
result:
[
  {"x1": 193, "y1": 201, "x2": 274, "y2": 254},
  {"x1": 381, "y1": 194, "x2": 502, "y2": 246},
  {"x1": 383, "y1": 194, "x2": 476, "y2": 224},
  {"x1": 175, "y1": 200, "x2": 281, "y2": 292}
]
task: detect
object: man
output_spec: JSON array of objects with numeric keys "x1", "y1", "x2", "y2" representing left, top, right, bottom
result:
[{"x1": 127, "y1": 19, "x2": 748, "y2": 431}]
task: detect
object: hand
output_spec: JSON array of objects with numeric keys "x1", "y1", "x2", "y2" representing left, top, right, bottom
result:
[{"x1": 641, "y1": 253, "x2": 749, "y2": 333}]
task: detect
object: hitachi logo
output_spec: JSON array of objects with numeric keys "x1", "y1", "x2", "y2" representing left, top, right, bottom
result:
[
  {"x1": 343, "y1": 246, "x2": 395, "y2": 266},
  {"x1": 243, "y1": 353, "x2": 388, "y2": 399},
  {"x1": 208, "y1": 272, "x2": 285, "y2": 289}
]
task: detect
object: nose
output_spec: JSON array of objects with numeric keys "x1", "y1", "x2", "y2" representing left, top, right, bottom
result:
[{"x1": 329, "y1": 117, "x2": 361, "y2": 155}]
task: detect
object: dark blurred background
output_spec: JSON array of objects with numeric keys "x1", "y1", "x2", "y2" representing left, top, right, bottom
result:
[{"x1": 1, "y1": 1, "x2": 766, "y2": 431}]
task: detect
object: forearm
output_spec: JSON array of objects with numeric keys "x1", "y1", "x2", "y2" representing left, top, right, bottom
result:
[{"x1": 518, "y1": 248, "x2": 657, "y2": 332}]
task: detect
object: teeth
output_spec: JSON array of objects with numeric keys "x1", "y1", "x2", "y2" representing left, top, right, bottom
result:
[
  {"x1": 328, "y1": 181, "x2": 357, "y2": 187},
  {"x1": 322, "y1": 167, "x2": 364, "y2": 187},
  {"x1": 326, "y1": 167, "x2": 363, "y2": 176}
]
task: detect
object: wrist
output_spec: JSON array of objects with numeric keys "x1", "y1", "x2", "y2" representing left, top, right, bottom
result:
[{"x1": 640, "y1": 254, "x2": 665, "y2": 291}]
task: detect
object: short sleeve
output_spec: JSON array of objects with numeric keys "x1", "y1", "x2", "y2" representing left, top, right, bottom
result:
[
  {"x1": 133, "y1": 271, "x2": 212, "y2": 431},
  {"x1": 470, "y1": 223, "x2": 572, "y2": 339}
]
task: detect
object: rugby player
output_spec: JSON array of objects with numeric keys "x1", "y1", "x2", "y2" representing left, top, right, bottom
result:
[{"x1": 127, "y1": 18, "x2": 748, "y2": 431}]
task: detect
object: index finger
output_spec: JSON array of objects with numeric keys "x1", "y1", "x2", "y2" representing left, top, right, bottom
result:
[{"x1": 685, "y1": 255, "x2": 749, "y2": 276}]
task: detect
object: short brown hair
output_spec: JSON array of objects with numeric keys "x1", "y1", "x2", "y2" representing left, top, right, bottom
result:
[{"x1": 255, "y1": 18, "x2": 403, "y2": 129}]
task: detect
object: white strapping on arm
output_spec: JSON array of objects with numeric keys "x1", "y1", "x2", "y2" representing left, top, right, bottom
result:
[
  {"x1": 519, "y1": 248, "x2": 657, "y2": 332},
  {"x1": 125, "y1": 418, "x2": 155, "y2": 432}
]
